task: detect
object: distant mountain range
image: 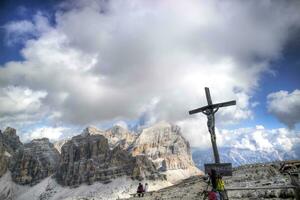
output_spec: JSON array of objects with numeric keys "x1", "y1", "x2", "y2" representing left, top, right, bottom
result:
[{"x1": 192, "y1": 146, "x2": 298, "y2": 170}]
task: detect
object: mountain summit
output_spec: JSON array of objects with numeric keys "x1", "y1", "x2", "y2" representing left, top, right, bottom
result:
[{"x1": 131, "y1": 121, "x2": 201, "y2": 182}]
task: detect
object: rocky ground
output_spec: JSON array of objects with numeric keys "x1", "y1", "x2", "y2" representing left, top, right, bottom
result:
[{"x1": 124, "y1": 161, "x2": 299, "y2": 200}]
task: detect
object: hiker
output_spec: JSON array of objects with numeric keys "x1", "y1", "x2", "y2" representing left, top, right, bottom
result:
[
  {"x1": 144, "y1": 183, "x2": 149, "y2": 193},
  {"x1": 210, "y1": 169, "x2": 218, "y2": 190},
  {"x1": 137, "y1": 183, "x2": 144, "y2": 197},
  {"x1": 216, "y1": 175, "x2": 228, "y2": 200}
]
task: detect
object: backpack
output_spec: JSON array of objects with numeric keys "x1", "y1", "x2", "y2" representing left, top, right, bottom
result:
[
  {"x1": 216, "y1": 179, "x2": 225, "y2": 191},
  {"x1": 208, "y1": 191, "x2": 217, "y2": 200}
]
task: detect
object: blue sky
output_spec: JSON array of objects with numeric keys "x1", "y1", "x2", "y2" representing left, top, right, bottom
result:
[{"x1": 0, "y1": 0, "x2": 299, "y2": 156}]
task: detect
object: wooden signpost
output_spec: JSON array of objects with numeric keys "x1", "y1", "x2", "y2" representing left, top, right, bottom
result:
[{"x1": 204, "y1": 163, "x2": 233, "y2": 176}]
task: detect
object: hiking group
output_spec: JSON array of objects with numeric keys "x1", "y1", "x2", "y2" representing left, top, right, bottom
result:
[{"x1": 137, "y1": 182, "x2": 148, "y2": 197}]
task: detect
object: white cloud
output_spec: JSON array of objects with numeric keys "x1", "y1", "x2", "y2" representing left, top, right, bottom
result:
[
  {"x1": 0, "y1": 86, "x2": 47, "y2": 115},
  {"x1": 24, "y1": 126, "x2": 69, "y2": 141},
  {"x1": 177, "y1": 117, "x2": 210, "y2": 148},
  {"x1": 4, "y1": 20, "x2": 35, "y2": 35},
  {"x1": 0, "y1": 0, "x2": 300, "y2": 136},
  {"x1": 178, "y1": 117, "x2": 299, "y2": 156},
  {"x1": 267, "y1": 89, "x2": 300, "y2": 128},
  {"x1": 219, "y1": 126, "x2": 300, "y2": 153},
  {"x1": 113, "y1": 120, "x2": 128, "y2": 129},
  {"x1": 3, "y1": 13, "x2": 51, "y2": 46}
]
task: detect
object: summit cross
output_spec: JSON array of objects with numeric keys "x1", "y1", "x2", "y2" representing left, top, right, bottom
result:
[{"x1": 189, "y1": 87, "x2": 236, "y2": 164}]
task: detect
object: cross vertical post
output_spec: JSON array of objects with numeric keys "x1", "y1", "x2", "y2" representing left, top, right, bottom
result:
[{"x1": 189, "y1": 87, "x2": 236, "y2": 164}]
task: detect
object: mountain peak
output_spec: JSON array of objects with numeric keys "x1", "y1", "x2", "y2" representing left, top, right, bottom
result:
[
  {"x1": 3, "y1": 127, "x2": 17, "y2": 136},
  {"x1": 81, "y1": 126, "x2": 104, "y2": 136},
  {"x1": 132, "y1": 122, "x2": 201, "y2": 182}
]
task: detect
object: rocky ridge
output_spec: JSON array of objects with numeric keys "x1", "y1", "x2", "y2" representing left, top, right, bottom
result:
[
  {"x1": 0, "y1": 127, "x2": 23, "y2": 177},
  {"x1": 10, "y1": 138, "x2": 60, "y2": 185},
  {"x1": 79, "y1": 122, "x2": 201, "y2": 183},
  {"x1": 56, "y1": 130, "x2": 164, "y2": 186},
  {"x1": 82, "y1": 125, "x2": 137, "y2": 150},
  {"x1": 0, "y1": 122, "x2": 200, "y2": 188},
  {"x1": 131, "y1": 122, "x2": 201, "y2": 181}
]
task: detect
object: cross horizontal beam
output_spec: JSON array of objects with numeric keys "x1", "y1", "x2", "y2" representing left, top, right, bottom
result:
[{"x1": 188, "y1": 100, "x2": 236, "y2": 115}]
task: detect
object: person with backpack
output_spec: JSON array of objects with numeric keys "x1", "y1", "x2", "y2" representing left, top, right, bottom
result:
[{"x1": 216, "y1": 175, "x2": 228, "y2": 200}]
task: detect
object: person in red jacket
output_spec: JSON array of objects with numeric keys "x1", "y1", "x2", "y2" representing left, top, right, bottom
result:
[{"x1": 137, "y1": 183, "x2": 144, "y2": 197}]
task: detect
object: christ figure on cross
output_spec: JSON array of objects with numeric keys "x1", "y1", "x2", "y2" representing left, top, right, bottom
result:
[
  {"x1": 189, "y1": 87, "x2": 236, "y2": 164},
  {"x1": 203, "y1": 107, "x2": 219, "y2": 143}
]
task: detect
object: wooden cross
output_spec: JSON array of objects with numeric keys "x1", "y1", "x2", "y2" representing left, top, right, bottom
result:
[{"x1": 189, "y1": 87, "x2": 236, "y2": 164}]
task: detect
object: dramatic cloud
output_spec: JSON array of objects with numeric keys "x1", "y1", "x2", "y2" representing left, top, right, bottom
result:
[
  {"x1": 181, "y1": 121, "x2": 299, "y2": 158},
  {"x1": 0, "y1": 0, "x2": 300, "y2": 144},
  {"x1": 3, "y1": 13, "x2": 51, "y2": 46},
  {"x1": 219, "y1": 126, "x2": 300, "y2": 155},
  {"x1": 0, "y1": 86, "x2": 47, "y2": 115},
  {"x1": 267, "y1": 89, "x2": 300, "y2": 128},
  {"x1": 23, "y1": 126, "x2": 69, "y2": 141}
]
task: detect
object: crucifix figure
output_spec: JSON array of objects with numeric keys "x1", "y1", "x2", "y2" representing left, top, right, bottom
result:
[{"x1": 189, "y1": 87, "x2": 236, "y2": 164}]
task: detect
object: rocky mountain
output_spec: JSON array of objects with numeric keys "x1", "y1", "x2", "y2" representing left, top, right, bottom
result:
[
  {"x1": 0, "y1": 127, "x2": 22, "y2": 177},
  {"x1": 79, "y1": 122, "x2": 201, "y2": 183},
  {"x1": 56, "y1": 131, "x2": 164, "y2": 186},
  {"x1": 192, "y1": 147, "x2": 296, "y2": 170},
  {"x1": 0, "y1": 123, "x2": 202, "y2": 199},
  {"x1": 1, "y1": 127, "x2": 22, "y2": 153},
  {"x1": 82, "y1": 125, "x2": 137, "y2": 149},
  {"x1": 10, "y1": 138, "x2": 60, "y2": 185},
  {"x1": 131, "y1": 121, "x2": 201, "y2": 182},
  {"x1": 0, "y1": 124, "x2": 299, "y2": 200},
  {"x1": 0, "y1": 138, "x2": 10, "y2": 177},
  {"x1": 53, "y1": 138, "x2": 69, "y2": 154}
]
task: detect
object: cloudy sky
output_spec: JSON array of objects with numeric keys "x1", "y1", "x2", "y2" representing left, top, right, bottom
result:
[{"x1": 0, "y1": 0, "x2": 299, "y2": 156}]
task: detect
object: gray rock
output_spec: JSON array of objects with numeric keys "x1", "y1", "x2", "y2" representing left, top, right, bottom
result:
[
  {"x1": 10, "y1": 138, "x2": 60, "y2": 185},
  {"x1": 0, "y1": 127, "x2": 23, "y2": 177},
  {"x1": 0, "y1": 138, "x2": 9, "y2": 177},
  {"x1": 1, "y1": 127, "x2": 22, "y2": 153},
  {"x1": 131, "y1": 122, "x2": 200, "y2": 174},
  {"x1": 56, "y1": 132, "x2": 164, "y2": 186},
  {"x1": 82, "y1": 125, "x2": 137, "y2": 150}
]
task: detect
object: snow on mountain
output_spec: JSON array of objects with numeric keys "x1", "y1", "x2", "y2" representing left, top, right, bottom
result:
[{"x1": 192, "y1": 146, "x2": 297, "y2": 170}]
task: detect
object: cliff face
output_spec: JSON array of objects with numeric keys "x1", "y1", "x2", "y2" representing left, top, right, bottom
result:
[
  {"x1": 1, "y1": 122, "x2": 200, "y2": 187},
  {"x1": 56, "y1": 132, "x2": 164, "y2": 186},
  {"x1": 131, "y1": 122, "x2": 201, "y2": 176},
  {"x1": 0, "y1": 127, "x2": 23, "y2": 177},
  {"x1": 1, "y1": 127, "x2": 22, "y2": 153},
  {"x1": 0, "y1": 139, "x2": 9, "y2": 177},
  {"x1": 10, "y1": 138, "x2": 60, "y2": 185}
]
